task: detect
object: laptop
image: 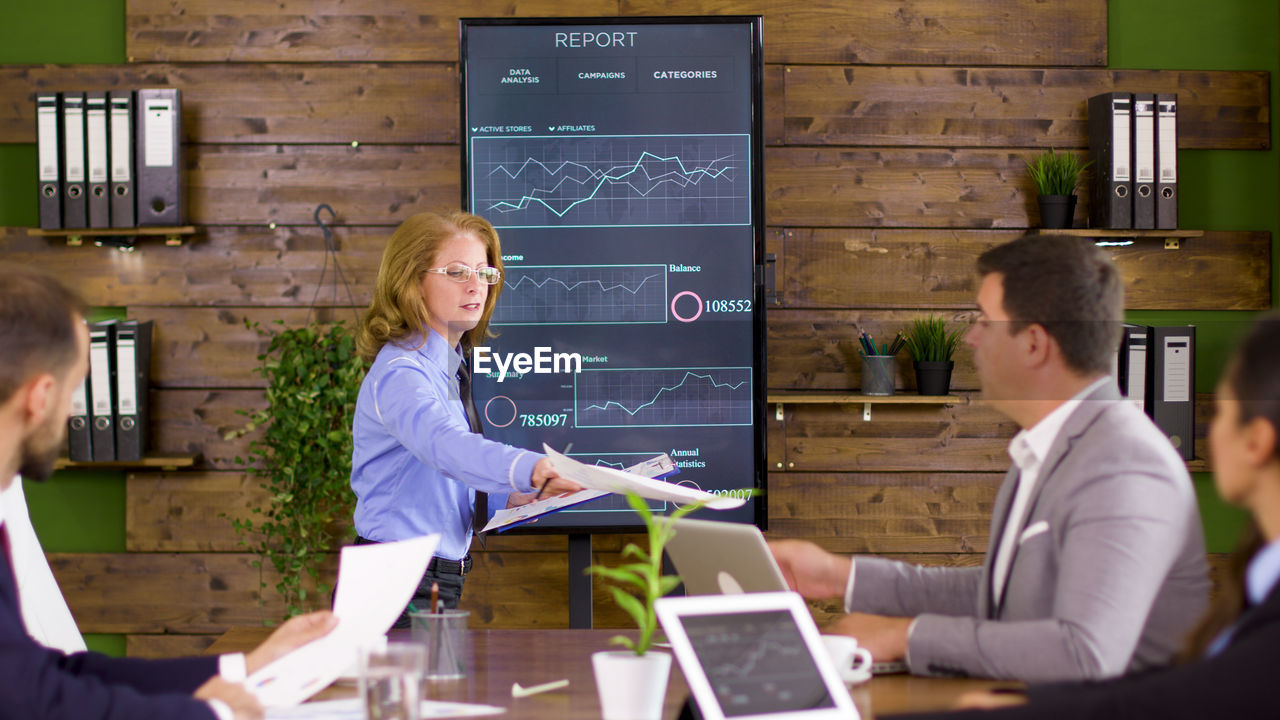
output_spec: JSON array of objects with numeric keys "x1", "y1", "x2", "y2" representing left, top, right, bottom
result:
[
  {"x1": 665, "y1": 518, "x2": 909, "y2": 676},
  {"x1": 655, "y1": 591, "x2": 860, "y2": 720},
  {"x1": 666, "y1": 518, "x2": 789, "y2": 595}
]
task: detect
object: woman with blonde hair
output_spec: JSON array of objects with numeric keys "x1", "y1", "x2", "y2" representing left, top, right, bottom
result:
[{"x1": 350, "y1": 212, "x2": 580, "y2": 625}]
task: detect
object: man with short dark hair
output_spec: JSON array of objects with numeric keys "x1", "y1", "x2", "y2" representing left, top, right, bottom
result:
[
  {"x1": 772, "y1": 235, "x2": 1210, "y2": 682},
  {"x1": 0, "y1": 262, "x2": 337, "y2": 719}
]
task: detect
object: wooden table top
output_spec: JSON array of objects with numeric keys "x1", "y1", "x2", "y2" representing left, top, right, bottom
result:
[{"x1": 211, "y1": 627, "x2": 1012, "y2": 719}]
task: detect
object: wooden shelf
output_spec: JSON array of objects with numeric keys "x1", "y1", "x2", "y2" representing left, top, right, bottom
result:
[
  {"x1": 54, "y1": 455, "x2": 198, "y2": 472},
  {"x1": 767, "y1": 391, "x2": 966, "y2": 421},
  {"x1": 767, "y1": 392, "x2": 965, "y2": 404},
  {"x1": 1186, "y1": 458, "x2": 1209, "y2": 473},
  {"x1": 1032, "y1": 228, "x2": 1204, "y2": 249},
  {"x1": 28, "y1": 226, "x2": 198, "y2": 248}
]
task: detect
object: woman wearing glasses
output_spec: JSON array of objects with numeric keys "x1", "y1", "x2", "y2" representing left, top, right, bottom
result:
[{"x1": 350, "y1": 212, "x2": 582, "y2": 625}]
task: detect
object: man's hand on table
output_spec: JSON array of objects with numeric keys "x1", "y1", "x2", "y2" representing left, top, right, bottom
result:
[{"x1": 827, "y1": 612, "x2": 912, "y2": 663}]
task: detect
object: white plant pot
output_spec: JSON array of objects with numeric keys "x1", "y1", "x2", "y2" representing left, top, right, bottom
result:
[{"x1": 592, "y1": 650, "x2": 672, "y2": 720}]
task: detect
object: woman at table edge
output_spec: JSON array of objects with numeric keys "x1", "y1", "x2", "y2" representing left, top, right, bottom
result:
[
  {"x1": 349, "y1": 211, "x2": 581, "y2": 625},
  {"x1": 890, "y1": 311, "x2": 1280, "y2": 719}
]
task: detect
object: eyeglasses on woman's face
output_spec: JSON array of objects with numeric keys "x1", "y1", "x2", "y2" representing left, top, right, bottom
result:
[{"x1": 425, "y1": 261, "x2": 503, "y2": 285}]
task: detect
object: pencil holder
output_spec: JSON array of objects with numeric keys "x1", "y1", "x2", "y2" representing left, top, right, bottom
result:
[
  {"x1": 409, "y1": 609, "x2": 470, "y2": 679},
  {"x1": 861, "y1": 355, "x2": 896, "y2": 396}
]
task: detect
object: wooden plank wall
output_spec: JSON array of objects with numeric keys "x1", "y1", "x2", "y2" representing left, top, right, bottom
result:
[{"x1": 0, "y1": 0, "x2": 1271, "y2": 655}]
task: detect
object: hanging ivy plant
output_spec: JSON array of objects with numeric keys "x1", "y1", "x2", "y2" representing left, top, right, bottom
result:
[{"x1": 227, "y1": 320, "x2": 364, "y2": 619}]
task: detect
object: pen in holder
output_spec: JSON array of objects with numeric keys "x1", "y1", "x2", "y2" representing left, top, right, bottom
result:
[
  {"x1": 856, "y1": 329, "x2": 900, "y2": 396},
  {"x1": 410, "y1": 609, "x2": 469, "y2": 680},
  {"x1": 861, "y1": 355, "x2": 896, "y2": 396}
]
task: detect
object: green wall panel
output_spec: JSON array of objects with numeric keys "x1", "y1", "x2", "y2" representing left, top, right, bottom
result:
[
  {"x1": 83, "y1": 634, "x2": 127, "y2": 657},
  {"x1": 1112, "y1": 0, "x2": 1278, "y2": 553},
  {"x1": 1110, "y1": 1, "x2": 1278, "y2": 72},
  {"x1": 0, "y1": 1, "x2": 125, "y2": 65},
  {"x1": 0, "y1": 145, "x2": 37, "y2": 228},
  {"x1": 22, "y1": 472, "x2": 125, "y2": 553}
]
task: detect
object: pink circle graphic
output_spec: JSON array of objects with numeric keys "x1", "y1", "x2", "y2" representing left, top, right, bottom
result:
[
  {"x1": 670, "y1": 291, "x2": 703, "y2": 323},
  {"x1": 484, "y1": 395, "x2": 518, "y2": 428}
]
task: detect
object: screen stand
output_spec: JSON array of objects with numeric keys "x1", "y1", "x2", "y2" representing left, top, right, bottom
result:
[{"x1": 568, "y1": 533, "x2": 593, "y2": 628}]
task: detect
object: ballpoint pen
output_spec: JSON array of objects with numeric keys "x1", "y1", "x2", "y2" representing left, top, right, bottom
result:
[{"x1": 533, "y1": 442, "x2": 573, "y2": 501}]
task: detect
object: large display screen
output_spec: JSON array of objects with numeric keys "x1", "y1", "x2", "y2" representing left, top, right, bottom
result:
[{"x1": 460, "y1": 17, "x2": 765, "y2": 531}]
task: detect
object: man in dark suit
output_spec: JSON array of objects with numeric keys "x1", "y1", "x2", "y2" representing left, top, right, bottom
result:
[{"x1": 0, "y1": 262, "x2": 337, "y2": 720}]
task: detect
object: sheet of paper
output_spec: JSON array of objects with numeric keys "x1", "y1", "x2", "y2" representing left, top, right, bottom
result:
[
  {"x1": 543, "y1": 445, "x2": 745, "y2": 510},
  {"x1": 482, "y1": 452, "x2": 682, "y2": 533},
  {"x1": 246, "y1": 534, "x2": 440, "y2": 707},
  {"x1": 266, "y1": 697, "x2": 505, "y2": 719},
  {"x1": 482, "y1": 489, "x2": 610, "y2": 533}
]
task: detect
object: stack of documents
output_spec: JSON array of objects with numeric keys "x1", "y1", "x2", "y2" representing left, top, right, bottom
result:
[{"x1": 481, "y1": 447, "x2": 745, "y2": 534}]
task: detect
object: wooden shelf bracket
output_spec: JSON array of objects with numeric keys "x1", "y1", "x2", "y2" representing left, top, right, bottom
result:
[{"x1": 768, "y1": 393, "x2": 965, "y2": 423}]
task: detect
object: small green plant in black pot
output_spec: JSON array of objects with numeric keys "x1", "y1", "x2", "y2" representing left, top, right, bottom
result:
[
  {"x1": 1026, "y1": 148, "x2": 1091, "y2": 229},
  {"x1": 903, "y1": 315, "x2": 964, "y2": 395}
]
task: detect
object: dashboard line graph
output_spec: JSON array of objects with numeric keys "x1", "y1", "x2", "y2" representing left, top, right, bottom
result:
[
  {"x1": 574, "y1": 366, "x2": 752, "y2": 428},
  {"x1": 493, "y1": 264, "x2": 667, "y2": 325},
  {"x1": 471, "y1": 134, "x2": 751, "y2": 228},
  {"x1": 487, "y1": 151, "x2": 735, "y2": 217},
  {"x1": 586, "y1": 372, "x2": 747, "y2": 416},
  {"x1": 508, "y1": 273, "x2": 662, "y2": 296}
]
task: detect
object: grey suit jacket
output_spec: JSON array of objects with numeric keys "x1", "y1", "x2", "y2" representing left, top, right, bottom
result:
[{"x1": 850, "y1": 382, "x2": 1210, "y2": 682}]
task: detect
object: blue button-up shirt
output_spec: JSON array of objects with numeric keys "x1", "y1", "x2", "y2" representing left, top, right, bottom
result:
[{"x1": 351, "y1": 329, "x2": 540, "y2": 560}]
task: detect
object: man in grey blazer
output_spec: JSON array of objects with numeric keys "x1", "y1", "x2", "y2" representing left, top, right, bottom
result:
[{"x1": 772, "y1": 235, "x2": 1210, "y2": 682}]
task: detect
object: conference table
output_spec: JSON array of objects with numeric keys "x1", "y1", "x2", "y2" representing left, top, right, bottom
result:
[{"x1": 210, "y1": 628, "x2": 1013, "y2": 719}]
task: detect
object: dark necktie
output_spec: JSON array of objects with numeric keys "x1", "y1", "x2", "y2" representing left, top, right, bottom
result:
[
  {"x1": 0, "y1": 517, "x2": 16, "y2": 602},
  {"x1": 457, "y1": 360, "x2": 482, "y2": 434},
  {"x1": 0, "y1": 522, "x2": 13, "y2": 578},
  {"x1": 457, "y1": 360, "x2": 488, "y2": 532}
]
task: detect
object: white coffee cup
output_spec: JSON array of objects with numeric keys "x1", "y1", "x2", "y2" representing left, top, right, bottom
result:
[{"x1": 820, "y1": 634, "x2": 873, "y2": 685}]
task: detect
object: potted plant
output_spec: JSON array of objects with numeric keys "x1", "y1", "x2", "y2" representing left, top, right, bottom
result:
[
  {"x1": 1026, "y1": 148, "x2": 1091, "y2": 229},
  {"x1": 585, "y1": 492, "x2": 708, "y2": 720},
  {"x1": 903, "y1": 315, "x2": 964, "y2": 395},
  {"x1": 226, "y1": 320, "x2": 364, "y2": 619}
]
